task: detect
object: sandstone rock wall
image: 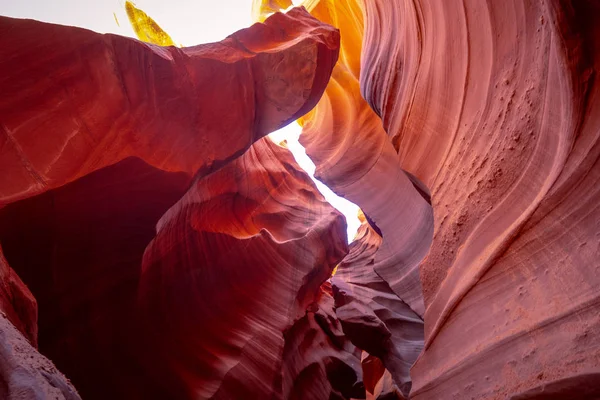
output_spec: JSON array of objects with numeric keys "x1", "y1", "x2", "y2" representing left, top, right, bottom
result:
[
  {"x1": 358, "y1": 1, "x2": 600, "y2": 398},
  {"x1": 0, "y1": 9, "x2": 345, "y2": 399},
  {"x1": 1, "y1": 1, "x2": 600, "y2": 398}
]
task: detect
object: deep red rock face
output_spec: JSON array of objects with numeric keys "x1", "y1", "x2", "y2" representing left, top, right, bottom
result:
[
  {"x1": 0, "y1": 245, "x2": 37, "y2": 347},
  {"x1": 0, "y1": 7, "x2": 338, "y2": 206},
  {"x1": 281, "y1": 282, "x2": 364, "y2": 400},
  {"x1": 136, "y1": 138, "x2": 348, "y2": 398},
  {"x1": 0, "y1": 7, "x2": 345, "y2": 399},
  {"x1": 0, "y1": 157, "x2": 192, "y2": 399}
]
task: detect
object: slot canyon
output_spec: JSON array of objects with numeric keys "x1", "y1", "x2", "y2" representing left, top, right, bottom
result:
[{"x1": 0, "y1": 0, "x2": 599, "y2": 399}]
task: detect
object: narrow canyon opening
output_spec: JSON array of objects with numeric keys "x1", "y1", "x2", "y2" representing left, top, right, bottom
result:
[
  {"x1": 268, "y1": 122, "x2": 362, "y2": 243},
  {"x1": 3, "y1": 0, "x2": 595, "y2": 399},
  {"x1": 2, "y1": 0, "x2": 362, "y2": 243},
  {"x1": 0, "y1": 2, "x2": 428, "y2": 398}
]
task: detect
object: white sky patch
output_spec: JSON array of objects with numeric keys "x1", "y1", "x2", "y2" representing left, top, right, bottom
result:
[
  {"x1": 269, "y1": 123, "x2": 360, "y2": 242},
  {"x1": 0, "y1": 0, "x2": 254, "y2": 45},
  {"x1": 0, "y1": 0, "x2": 361, "y2": 242}
]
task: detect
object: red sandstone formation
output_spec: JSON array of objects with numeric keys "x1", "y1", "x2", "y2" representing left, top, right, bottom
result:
[
  {"x1": 0, "y1": 8, "x2": 345, "y2": 399},
  {"x1": 2, "y1": 0, "x2": 600, "y2": 399},
  {"x1": 0, "y1": 246, "x2": 37, "y2": 347},
  {"x1": 0, "y1": 8, "x2": 338, "y2": 205},
  {"x1": 135, "y1": 138, "x2": 348, "y2": 398},
  {"x1": 281, "y1": 282, "x2": 364, "y2": 399},
  {"x1": 0, "y1": 157, "x2": 192, "y2": 398},
  {"x1": 332, "y1": 222, "x2": 424, "y2": 399},
  {"x1": 255, "y1": 0, "x2": 600, "y2": 398},
  {"x1": 290, "y1": 0, "x2": 434, "y2": 320}
]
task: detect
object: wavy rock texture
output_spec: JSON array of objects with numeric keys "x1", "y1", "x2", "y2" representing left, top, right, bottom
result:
[
  {"x1": 0, "y1": 8, "x2": 343, "y2": 399},
  {"x1": 257, "y1": 0, "x2": 600, "y2": 398},
  {"x1": 253, "y1": 0, "x2": 433, "y2": 316},
  {"x1": 2, "y1": 0, "x2": 600, "y2": 398},
  {"x1": 294, "y1": 0, "x2": 433, "y2": 319},
  {"x1": 357, "y1": 0, "x2": 600, "y2": 399},
  {"x1": 252, "y1": 0, "x2": 431, "y2": 395},
  {"x1": 0, "y1": 8, "x2": 338, "y2": 205},
  {"x1": 253, "y1": 0, "x2": 432, "y2": 394},
  {"x1": 332, "y1": 222, "x2": 423, "y2": 399},
  {"x1": 282, "y1": 282, "x2": 364, "y2": 399},
  {"x1": 136, "y1": 138, "x2": 348, "y2": 399}
]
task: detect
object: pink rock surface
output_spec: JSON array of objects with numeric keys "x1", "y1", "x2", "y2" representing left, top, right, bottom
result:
[
  {"x1": 359, "y1": 0, "x2": 600, "y2": 398},
  {"x1": 0, "y1": 313, "x2": 80, "y2": 400},
  {"x1": 1, "y1": 0, "x2": 600, "y2": 398},
  {"x1": 298, "y1": 0, "x2": 433, "y2": 319}
]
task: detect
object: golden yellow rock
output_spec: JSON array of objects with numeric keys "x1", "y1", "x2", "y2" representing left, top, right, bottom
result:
[
  {"x1": 125, "y1": 1, "x2": 175, "y2": 46},
  {"x1": 251, "y1": 0, "x2": 292, "y2": 23}
]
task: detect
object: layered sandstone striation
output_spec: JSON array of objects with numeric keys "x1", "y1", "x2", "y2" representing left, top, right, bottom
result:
[
  {"x1": 1, "y1": 0, "x2": 600, "y2": 399},
  {"x1": 332, "y1": 222, "x2": 424, "y2": 399},
  {"x1": 292, "y1": 0, "x2": 434, "y2": 320},
  {"x1": 255, "y1": 0, "x2": 432, "y2": 396},
  {"x1": 253, "y1": 0, "x2": 434, "y2": 317},
  {"x1": 256, "y1": 0, "x2": 600, "y2": 398},
  {"x1": 357, "y1": 1, "x2": 600, "y2": 398},
  {"x1": 135, "y1": 138, "x2": 349, "y2": 398},
  {"x1": 0, "y1": 8, "x2": 346, "y2": 399},
  {"x1": 281, "y1": 282, "x2": 364, "y2": 400},
  {"x1": 0, "y1": 8, "x2": 338, "y2": 205}
]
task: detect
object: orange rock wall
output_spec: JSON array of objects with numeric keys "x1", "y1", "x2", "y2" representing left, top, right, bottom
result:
[{"x1": 294, "y1": 0, "x2": 434, "y2": 319}]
